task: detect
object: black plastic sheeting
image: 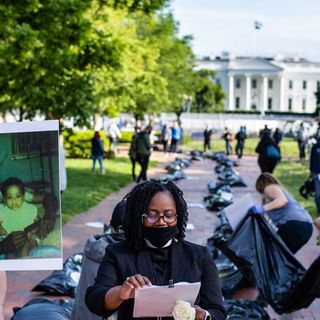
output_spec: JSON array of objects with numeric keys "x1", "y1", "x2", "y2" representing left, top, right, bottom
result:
[
  {"x1": 224, "y1": 299, "x2": 270, "y2": 319},
  {"x1": 204, "y1": 194, "x2": 233, "y2": 211},
  {"x1": 12, "y1": 298, "x2": 73, "y2": 320},
  {"x1": 32, "y1": 253, "x2": 83, "y2": 297},
  {"x1": 212, "y1": 211, "x2": 320, "y2": 314},
  {"x1": 207, "y1": 230, "x2": 250, "y2": 299}
]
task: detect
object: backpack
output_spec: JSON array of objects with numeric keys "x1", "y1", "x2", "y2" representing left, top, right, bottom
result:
[{"x1": 266, "y1": 145, "x2": 281, "y2": 160}]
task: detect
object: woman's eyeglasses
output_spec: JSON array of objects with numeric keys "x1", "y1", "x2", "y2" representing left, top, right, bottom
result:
[{"x1": 142, "y1": 213, "x2": 178, "y2": 224}]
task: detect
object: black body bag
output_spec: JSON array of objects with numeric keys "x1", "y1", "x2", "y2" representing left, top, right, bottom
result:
[
  {"x1": 32, "y1": 253, "x2": 83, "y2": 297},
  {"x1": 12, "y1": 298, "x2": 73, "y2": 320},
  {"x1": 212, "y1": 211, "x2": 320, "y2": 314}
]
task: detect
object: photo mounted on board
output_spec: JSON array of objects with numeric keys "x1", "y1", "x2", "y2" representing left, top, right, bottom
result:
[{"x1": 0, "y1": 120, "x2": 63, "y2": 270}]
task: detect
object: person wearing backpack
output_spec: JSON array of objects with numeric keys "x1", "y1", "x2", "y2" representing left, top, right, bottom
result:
[
  {"x1": 255, "y1": 130, "x2": 280, "y2": 173},
  {"x1": 235, "y1": 126, "x2": 247, "y2": 159}
]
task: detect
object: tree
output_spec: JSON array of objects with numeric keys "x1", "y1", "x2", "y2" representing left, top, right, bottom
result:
[
  {"x1": 136, "y1": 12, "x2": 197, "y2": 117},
  {"x1": 0, "y1": 0, "x2": 169, "y2": 126},
  {"x1": 192, "y1": 69, "x2": 226, "y2": 113}
]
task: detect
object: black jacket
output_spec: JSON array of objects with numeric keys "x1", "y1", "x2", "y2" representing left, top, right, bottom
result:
[
  {"x1": 310, "y1": 139, "x2": 320, "y2": 174},
  {"x1": 86, "y1": 240, "x2": 226, "y2": 320}
]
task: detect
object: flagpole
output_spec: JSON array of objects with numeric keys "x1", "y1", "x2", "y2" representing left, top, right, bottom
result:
[
  {"x1": 252, "y1": 28, "x2": 257, "y2": 57},
  {"x1": 253, "y1": 21, "x2": 262, "y2": 57}
]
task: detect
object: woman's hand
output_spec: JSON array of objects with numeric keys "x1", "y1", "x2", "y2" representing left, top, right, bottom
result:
[
  {"x1": 194, "y1": 305, "x2": 209, "y2": 320},
  {"x1": 119, "y1": 274, "x2": 152, "y2": 300},
  {"x1": 314, "y1": 217, "x2": 320, "y2": 230}
]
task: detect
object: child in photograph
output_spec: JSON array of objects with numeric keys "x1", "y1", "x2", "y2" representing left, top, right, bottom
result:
[{"x1": 0, "y1": 177, "x2": 40, "y2": 258}]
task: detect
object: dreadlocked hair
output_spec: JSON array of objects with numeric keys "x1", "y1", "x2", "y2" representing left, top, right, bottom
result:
[{"x1": 124, "y1": 179, "x2": 188, "y2": 251}]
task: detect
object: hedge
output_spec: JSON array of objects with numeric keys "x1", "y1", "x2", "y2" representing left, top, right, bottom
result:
[{"x1": 63, "y1": 129, "x2": 134, "y2": 158}]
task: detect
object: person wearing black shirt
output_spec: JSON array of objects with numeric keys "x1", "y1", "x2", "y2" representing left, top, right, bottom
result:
[
  {"x1": 86, "y1": 180, "x2": 225, "y2": 320},
  {"x1": 203, "y1": 125, "x2": 212, "y2": 152},
  {"x1": 310, "y1": 137, "x2": 320, "y2": 216}
]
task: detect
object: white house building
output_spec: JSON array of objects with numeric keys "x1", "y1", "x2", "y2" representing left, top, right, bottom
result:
[{"x1": 197, "y1": 52, "x2": 320, "y2": 114}]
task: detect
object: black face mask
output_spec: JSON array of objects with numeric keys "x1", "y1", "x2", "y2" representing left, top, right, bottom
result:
[{"x1": 142, "y1": 226, "x2": 178, "y2": 248}]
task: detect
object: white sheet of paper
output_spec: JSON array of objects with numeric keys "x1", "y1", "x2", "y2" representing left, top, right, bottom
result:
[
  {"x1": 223, "y1": 193, "x2": 254, "y2": 231},
  {"x1": 133, "y1": 282, "x2": 200, "y2": 317}
]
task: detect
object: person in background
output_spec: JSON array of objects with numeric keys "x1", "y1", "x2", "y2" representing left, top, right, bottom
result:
[
  {"x1": 310, "y1": 135, "x2": 320, "y2": 217},
  {"x1": 170, "y1": 121, "x2": 182, "y2": 153},
  {"x1": 91, "y1": 131, "x2": 105, "y2": 175},
  {"x1": 235, "y1": 126, "x2": 247, "y2": 159},
  {"x1": 203, "y1": 125, "x2": 212, "y2": 152},
  {"x1": 59, "y1": 134, "x2": 67, "y2": 193},
  {"x1": 273, "y1": 127, "x2": 283, "y2": 146},
  {"x1": 136, "y1": 125, "x2": 152, "y2": 183},
  {"x1": 259, "y1": 124, "x2": 271, "y2": 138},
  {"x1": 0, "y1": 271, "x2": 6, "y2": 320},
  {"x1": 161, "y1": 123, "x2": 171, "y2": 154},
  {"x1": 107, "y1": 121, "x2": 122, "y2": 153},
  {"x1": 255, "y1": 130, "x2": 280, "y2": 173},
  {"x1": 223, "y1": 127, "x2": 234, "y2": 156},
  {"x1": 71, "y1": 200, "x2": 126, "y2": 320},
  {"x1": 315, "y1": 217, "x2": 320, "y2": 245},
  {"x1": 86, "y1": 179, "x2": 226, "y2": 320},
  {"x1": 251, "y1": 173, "x2": 313, "y2": 254},
  {"x1": 296, "y1": 122, "x2": 309, "y2": 160},
  {"x1": 315, "y1": 217, "x2": 320, "y2": 230},
  {"x1": 128, "y1": 126, "x2": 139, "y2": 182}
]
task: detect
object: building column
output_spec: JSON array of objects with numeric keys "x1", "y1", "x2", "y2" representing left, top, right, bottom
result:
[
  {"x1": 261, "y1": 76, "x2": 268, "y2": 116},
  {"x1": 228, "y1": 74, "x2": 234, "y2": 110},
  {"x1": 279, "y1": 75, "x2": 285, "y2": 111},
  {"x1": 245, "y1": 75, "x2": 251, "y2": 111}
]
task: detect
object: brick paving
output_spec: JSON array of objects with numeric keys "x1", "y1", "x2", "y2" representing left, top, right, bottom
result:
[{"x1": 3, "y1": 149, "x2": 320, "y2": 319}]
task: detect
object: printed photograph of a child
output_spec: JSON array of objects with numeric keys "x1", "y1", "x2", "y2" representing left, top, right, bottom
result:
[{"x1": 0, "y1": 121, "x2": 62, "y2": 270}]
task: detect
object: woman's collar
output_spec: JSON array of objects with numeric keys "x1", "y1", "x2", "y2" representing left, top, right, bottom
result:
[{"x1": 144, "y1": 238, "x2": 178, "y2": 249}]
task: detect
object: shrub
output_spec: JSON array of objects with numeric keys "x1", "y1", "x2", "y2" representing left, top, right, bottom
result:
[{"x1": 63, "y1": 129, "x2": 135, "y2": 158}]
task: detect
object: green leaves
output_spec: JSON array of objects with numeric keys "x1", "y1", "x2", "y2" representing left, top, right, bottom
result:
[
  {"x1": 0, "y1": 0, "x2": 217, "y2": 126},
  {"x1": 192, "y1": 69, "x2": 226, "y2": 113}
]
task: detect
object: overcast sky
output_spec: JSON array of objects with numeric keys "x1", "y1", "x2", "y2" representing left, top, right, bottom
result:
[{"x1": 171, "y1": 0, "x2": 320, "y2": 61}]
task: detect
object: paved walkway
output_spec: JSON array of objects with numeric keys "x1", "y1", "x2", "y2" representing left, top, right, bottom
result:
[{"x1": 4, "y1": 150, "x2": 320, "y2": 319}]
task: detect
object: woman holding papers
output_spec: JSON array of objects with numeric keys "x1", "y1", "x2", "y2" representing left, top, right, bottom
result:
[
  {"x1": 86, "y1": 179, "x2": 226, "y2": 320},
  {"x1": 251, "y1": 172, "x2": 313, "y2": 253}
]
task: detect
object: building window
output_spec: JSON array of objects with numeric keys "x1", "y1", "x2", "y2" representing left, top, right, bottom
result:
[
  {"x1": 288, "y1": 98, "x2": 292, "y2": 111},
  {"x1": 252, "y1": 79, "x2": 257, "y2": 89},
  {"x1": 268, "y1": 98, "x2": 272, "y2": 110},
  {"x1": 235, "y1": 97, "x2": 240, "y2": 109},
  {"x1": 302, "y1": 99, "x2": 306, "y2": 111},
  {"x1": 268, "y1": 79, "x2": 273, "y2": 89},
  {"x1": 302, "y1": 80, "x2": 307, "y2": 89},
  {"x1": 251, "y1": 104, "x2": 256, "y2": 110},
  {"x1": 216, "y1": 78, "x2": 221, "y2": 85},
  {"x1": 289, "y1": 80, "x2": 293, "y2": 89},
  {"x1": 235, "y1": 78, "x2": 241, "y2": 88}
]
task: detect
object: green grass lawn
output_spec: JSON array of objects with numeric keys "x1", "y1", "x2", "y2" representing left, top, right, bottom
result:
[
  {"x1": 182, "y1": 136, "x2": 300, "y2": 159},
  {"x1": 274, "y1": 160, "x2": 317, "y2": 219},
  {"x1": 61, "y1": 156, "x2": 156, "y2": 224},
  {"x1": 60, "y1": 139, "x2": 317, "y2": 225}
]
